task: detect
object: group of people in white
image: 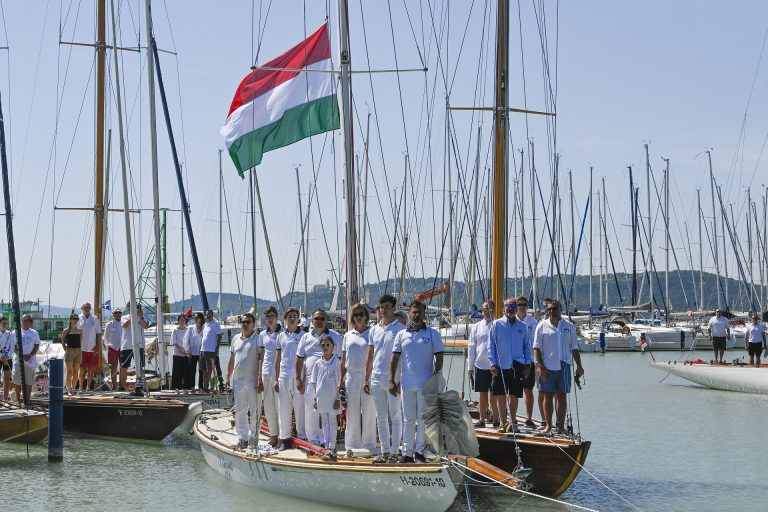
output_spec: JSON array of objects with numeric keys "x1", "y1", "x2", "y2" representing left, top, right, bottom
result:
[{"x1": 225, "y1": 295, "x2": 444, "y2": 462}]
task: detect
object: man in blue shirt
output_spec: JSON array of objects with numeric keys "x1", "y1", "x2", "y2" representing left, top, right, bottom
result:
[{"x1": 489, "y1": 297, "x2": 531, "y2": 434}]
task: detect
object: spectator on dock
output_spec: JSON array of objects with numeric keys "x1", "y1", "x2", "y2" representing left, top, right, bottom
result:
[
  {"x1": 390, "y1": 300, "x2": 444, "y2": 463},
  {"x1": 516, "y1": 296, "x2": 540, "y2": 429},
  {"x1": 366, "y1": 294, "x2": 405, "y2": 463},
  {"x1": 184, "y1": 312, "x2": 204, "y2": 389},
  {"x1": 119, "y1": 303, "x2": 149, "y2": 391},
  {"x1": 13, "y1": 314, "x2": 40, "y2": 402},
  {"x1": 533, "y1": 301, "x2": 584, "y2": 435},
  {"x1": 200, "y1": 309, "x2": 224, "y2": 393},
  {"x1": 311, "y1": 335, "x2": 342, "y2": 461},
  {"x1": 0, "y1": 317, "x2": 14, "y2": 400},
  {"x1": 78, "y1": 302, "x2": 102, "y2": 391},
  {"x1": 301, "y1": 312, "x2": 310, "y2": 332},
  {"x1": 489, "y1": 298, "x2": 530, "y2": 434},
  {"x1": 226, "y1": 312, "x2": 261, "y2": 450},
  {"x1": 171, "y1": 314, "x2": 191, "y2": 390},
  {"x1": 744, "y1": 314, "x2": 766, "y2": 366},
  {"x1": 62, "y1": 314, "x2": 83, "y2": 393},
  {"x1": 274, "y1": 307, "x2": 306, "y2": 450},
  {"x1": 258, "y1": 306, "x2": 283, "y2": 447},
  {"x1": 707, "y1": 309, "x2": 730, "y2": 364},
  {"x1": 467, "y1": 300, "x2": 497, "y2": 428},
  {"x1": 103, "y1": 309, "x2": 123, "y2": 389}
]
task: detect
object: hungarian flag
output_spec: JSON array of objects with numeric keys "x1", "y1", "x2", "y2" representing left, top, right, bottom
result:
[
  {"x1": 639, "y1": 337, "x2": 648, "y2": 351},
  {"x1": 220, "y1": 24, "x2": 340, "y2": 176}
]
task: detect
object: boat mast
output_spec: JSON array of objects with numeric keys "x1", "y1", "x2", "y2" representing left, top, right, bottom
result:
[
  {"x1": 145, "y1": 0, "x2": 166, "y2": 385},
  {"x1": 597, "y1": 188, "x2": 603, "y2": 307},
  {"x1": 602, "y1": 176, "x2": 608, "y2": 306},
  {"x1": 645, "y1": 144, "x2": 653, "y2": 314},
  {"x1": 110, "y1": 0, "x2": 142, "y2": 378},
  {"x1": 338, "y1": 0, "x2": 358, "y2": 324},
  {"x1": 697, "y1": 189, "x2": 704, "y2": 310},
  {"x1": 93, "y1": 0, "x2": 107, "y2": 322},
  {"x1": 720, "y1": 185, "x2": 729, "y2": 307},
  {"x1": 295, "y1": 167, "x2": 309, "y2": 315},
  {"x1": 360, "y1": 114, "x2": 371, "y2": 298},
  {"x1": 629, "y1": 166, "x2": 637, "y2": 306},
  {"x1": 469, "y1": 125, "x2": 481, "y2": 308},
  {"x1": 588, "y1": 167, "x2": 593, "y2": 311},
  {"x1": 663, "y1": 158, "x2": 669, "y2": 323},
  {"x1": 707, "y1": 151, "x2": 720, "y2": 309},
  {"x1": 490, "y1": 0, "x2": 509, "y2": 317},
  {"x1": 219, "y1": 149, "x2": 223, "y2": 315}
]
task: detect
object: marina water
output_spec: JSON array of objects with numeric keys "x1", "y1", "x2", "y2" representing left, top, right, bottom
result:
[{"x1": 2, "y1": 351, "x2": 765, "y2": 512}]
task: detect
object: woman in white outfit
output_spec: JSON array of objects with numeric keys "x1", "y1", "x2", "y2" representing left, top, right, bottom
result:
[
  {"x1": 258, "y1": 306, "x2": 283, "y2": 447},
  {"x1": 340, "y1": 303, "x2": 377, "y2": 456},
  {"x1": 225, "y1": 312, "x2": 261, "y2": 449},
  {"x1": 273, "y1": 307, "x2": 305, "y2": 449}
]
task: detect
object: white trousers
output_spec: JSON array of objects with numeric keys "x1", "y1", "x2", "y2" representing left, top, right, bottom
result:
[
  {"x1": 233, "y1": 378, "x2": 260, "y2": 441},
  {"x1": 401, "y1": 386, "x2": 426, "y2": 457},
  {"x1": 371, "y1": 379, "x2": 403, "y2": 454},
  {"x1": 344, "y1": 371, "x2": 377, "y2": 451},
  {"x1": 318, "y1": 410, "x2": 338, "y2": 450},
  {"x1": 304, "y1": 382, "x2": 321, "y2": 443},
  {"x1": 262, "y1": 372, "x2": 279, "y2": 437},
  {"x1": 278, "y1": 378, "x2": 305, "y2": 440}
]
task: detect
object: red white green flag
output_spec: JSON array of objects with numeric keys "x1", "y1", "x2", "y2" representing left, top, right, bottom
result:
[
  {"x1": 220, "y1": 24, "x2": 339, "y2": 176},
  {"x1": 639, "y1": 337, "x2": 648, "y2": 351}
]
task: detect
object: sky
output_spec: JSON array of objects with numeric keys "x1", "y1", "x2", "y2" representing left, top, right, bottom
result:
[{"x1": 0, "y1": 0, "x2": 767, "y2": 313}]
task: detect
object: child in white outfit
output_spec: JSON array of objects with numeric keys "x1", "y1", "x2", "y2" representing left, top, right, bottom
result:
[{"x1": 311, "y1": 335, "x2": 341, "y2": 461}]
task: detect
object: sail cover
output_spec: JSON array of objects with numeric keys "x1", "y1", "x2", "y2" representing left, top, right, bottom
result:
[
  {"x1": 220, "y1": 24, "x2": 340, "y2": 176},
  {"x1": 422, "y1": 374, "x2": 479, "y2": 458}
]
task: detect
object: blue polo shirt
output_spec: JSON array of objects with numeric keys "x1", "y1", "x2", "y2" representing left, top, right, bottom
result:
[{"x1": 488, "y1": 316, "x2": 531, "y2": 368}]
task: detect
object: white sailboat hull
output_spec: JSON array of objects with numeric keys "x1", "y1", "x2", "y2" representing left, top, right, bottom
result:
[{"x1": 651, "y1": 362, "x2": 768, "y2": 394}]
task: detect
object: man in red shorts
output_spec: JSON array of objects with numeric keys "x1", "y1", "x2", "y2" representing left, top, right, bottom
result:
[{"x1": 78, "y1": 302, "x2": 102, "y2": 390}]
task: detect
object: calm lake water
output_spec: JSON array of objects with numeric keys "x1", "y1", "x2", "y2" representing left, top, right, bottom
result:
[{"x1": 2, "y1": 350, "x2": 766, "y2": 512}]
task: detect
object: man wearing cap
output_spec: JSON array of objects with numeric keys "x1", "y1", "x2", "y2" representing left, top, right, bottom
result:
[
  {"x1": 78, "y1": 301, "x2": 102, "y2": 391},
  {"x1": 707, "y1": 309, "x2": 730, "y2": 364},
  {"x1": 103, "y1": 309, "x2": 123, "y2": 389},
  {"x1": 744, "y1": 314, "x2": 766, "y2": 366},
  {"x1": 13, "y1": 314, "x2": 40, "y2": 402},
  {"x1": 488, "y1": 298, "x2": 530, "y2": 433}
]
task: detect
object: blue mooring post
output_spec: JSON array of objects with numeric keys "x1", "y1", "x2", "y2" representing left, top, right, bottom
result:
[{"x1": 48, "y1": 358, "x2": 63, "y2": 462}]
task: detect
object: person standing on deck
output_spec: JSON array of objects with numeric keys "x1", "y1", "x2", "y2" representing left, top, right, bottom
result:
[
  {"x1": 258, "y1": 306, "x2": 283, "y2": 447},
  {"x1": 226, "y1": 312, "x2": 261, "y2": 450},
  {"x1": 273, "y1": 307, "x2": 306, "y2": 450},
  {"x1": 744, "y1": 314, "x2": 766, "y2": 366},
  {"x1": 488, "y1": 298, "x2": 530, "y2": 434},
  {"x1": 311, "y1": 335, "x2": 342, "y2": 461},
  {"x1": 295, "y1": 309, "x2": 342, "y2": 445},
  {"x1": 340, "y1": 303, "x2": 377, "y2": 455},
  {"x1": 300, "y1": 312, "x2": 311, "y2": 333},
  {"x1": 0, "y1": 317, "x2": 14, "y2": 400},
  {"x1": 467, "y1": 300, "x2": 499, "y2": 428},
  {"x1": 78, "y1": 302, "x2": 102, "y2": 391},
  {"x1": 103, "y1": 309, "x2": 123, "y2": 389},
  {"x1": 171, "y1": 314, "x2": 191, "y2": 390},
  {"x1": 200, "y1": 310, "x2": 224, "y2": 393},
  {"x1": 708, "y1": 309, "x2": 730, "y2": 364},
  {"x1": 390, "y1": 300, "x2": 444, "y2": 464},
  {"x1": 12, "y1": 314, "x2": 40, "y2": 402},
  {"x1": 61, "y1": 314, "x2": 83, "y2": 393},
  {"x1": 533, "y1": 300, "x2": 585, "y2": 435},
  {"x1": 184, "y1": 312, "x2": 204, "y2": 390},
  {"x1": 365, "y1": 294, "x2": 405, "y2": 463},
  {"x1": 119, "y1": 304, "x2": 149, "y2": 391},
  {"x1": 516, "y1": 296, "x2": 540, "y2": 429}
]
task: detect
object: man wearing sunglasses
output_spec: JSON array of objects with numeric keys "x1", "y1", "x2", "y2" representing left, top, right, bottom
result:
[
  {"x1": 488, "y1": 298, "x2": 530, "y2": 434},
  {"x1": 532, "y1": 300, "x2": 584, "y2": 435},
  {"x1": 467, "y1": 300, "x2": 499, "y2": 428},
  {"x1": 515, "y1": 296, "x2": 540, "y2": 429},
  {"x1": 295, "y1": 309, "x2": 342, "y2": 446},
  {"x1": 226, "y1": 312, "x2": 261, "y2": 450}
]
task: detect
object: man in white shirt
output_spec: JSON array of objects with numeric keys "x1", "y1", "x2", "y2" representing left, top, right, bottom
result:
[
  {"x1": 533, "y1": 301, "x2": 584, "y2": 435},
  {"x1": 467, "y1": 300, "x2": 498, "y2": 428},
  {"x1": 257, "y1": 306, "x2": 283, "y2": 447},
  {"x1": 78, "y1": 301, "x2": 102, "y2": 391},
  {"x1": 119, "y1": 303, "x2": 149, "y2": 391},
  {"x1": 300, "y1": 313, "x2": 311, "y2": 333},
  {"x1": 226, "y1": 312, "x2": 261, "y2": 449},
  {"x1": 707, "y1": 309, "x2": 730, "y2": 364},
  {"x1": 13, "y1": 314, "x2": 40, "y2": 403},
  {"x1": 365, "y1": 294, "x2": 405, "y2": 463},
  {"x1": 516, "y1": 295, "x2": 540, "y2": 428},
  {"x1": 390, "y1": 300, "x2": 444, "y2": 463},
  {"x1": 103, "y1": 309, "x2": 123, "y2": 389},
  {"x1": 200, "y1": 309, "x2": 223, "y2": 392},
  {"x1": 744, "y1": 314, "x2": 766, "y2": 365},
  {"x1": 274, "y1": 307, "x2": 306, "y2": 448}
]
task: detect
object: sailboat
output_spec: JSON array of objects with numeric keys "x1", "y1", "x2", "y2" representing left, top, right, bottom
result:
[{"x1": 651, "y1": 359, "x2": 768, "y2": 395}]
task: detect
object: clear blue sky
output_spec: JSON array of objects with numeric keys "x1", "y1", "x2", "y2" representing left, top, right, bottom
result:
[{"x1": 0, "y1": 0, "x2": 767, "y2": 312}]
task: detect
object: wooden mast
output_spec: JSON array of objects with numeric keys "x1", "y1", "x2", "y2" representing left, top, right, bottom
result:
[
  {"x1": 490, "y1": 0, "x2": 510, "y2": 317},
  {"x1": 94, "y1": 0, "x2": 106, "y2": 321}
]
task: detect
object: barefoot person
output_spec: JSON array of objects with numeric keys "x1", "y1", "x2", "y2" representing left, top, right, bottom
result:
[
  {"x1": 745, "y1": 314, "x2": 766, "y2": 366},
  {"x1": 61, "y1": 314, "x2": 83, "y2": 393},
  {"x1": 467, "y1": 300, "x2": 497, "y2": 427},
  {"x1": 533, "y1": 301, "x2": 584, "y2": 435}
]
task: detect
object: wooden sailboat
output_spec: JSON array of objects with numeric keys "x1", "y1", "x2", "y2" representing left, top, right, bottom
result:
[
  {"x1": 651, "y1": 360, "x2": 768, "y2": 395},
  {"x1": 0, "y1": 401, "x2": 48, "y2": 443}
]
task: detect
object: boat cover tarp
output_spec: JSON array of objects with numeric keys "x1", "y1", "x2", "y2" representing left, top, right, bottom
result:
[{"x1": 422, "y1": 374, "x2": 479, "y2": 457}]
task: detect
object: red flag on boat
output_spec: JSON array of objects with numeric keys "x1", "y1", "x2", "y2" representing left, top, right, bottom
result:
[{"x1": 185, "y1": 307, "x2": 193, "y2": 319}]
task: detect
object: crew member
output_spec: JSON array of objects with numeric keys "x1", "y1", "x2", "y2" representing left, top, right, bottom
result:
[
  {"x1": 226, "y1": 312, "x2": 261, "y2": 450},
  {"x1": 707, "y1": 309, "x2": 730, "y2": 364},
  {"x1": 467, "y1": 300, "x2": 497, "y2": 427},
  {"x1": 78, "y1": 302, "x2": 102, "y2": 391},
  {"x1": 745, "y1": 314, "x2": 766, "y2": 366},
  {"x1": 274, "y1": 307, "x2": 306, "y2": 449},
  {"x1": 258, "y1": 306, "x2": 283, "y2": 447}
]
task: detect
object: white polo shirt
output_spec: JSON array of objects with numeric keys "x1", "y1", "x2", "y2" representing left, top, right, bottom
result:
[
  {"x1": 342, "y1": 328, "x2": 370, "y2": 374},
  {"x1": 369, "y1": 319, "x2": 405, "y2": 384},
  {"x1": 311, "y1": 356, "x2": 341, "y2": 412},
  {"x1": 746, "y1": 323, "x2": 766, "y2": 344},
  {"x1": 393, "y1": 326, "x2": 444, "y2": 390},
  {"x1": 467, "y1": 319, "x2": 492, "y2": 370},
  {"x1": 104, "y1": 319, "x2": 123, "y2": 350},
  {"x1": 78, "y1": 314, "x2": 102, "y2": 352},
  {"x1": 171, "y1": 327, "x2": 188, "y2": 356},
  {"x1": 230, "y1": 330, "x2": 260, "y2": 382},
  {"x1": 15, "y1": 327, "x2": 40, "y2": 361},
  {"x1": 184, "y1": 325, "x2": 203, "y2": 356},
  {"x1": 519, "y1": 314, "x2": 539, "y2": 354},
  {"x1": 259, "y1": 325, "x2": 284, "y2": 377},
  {"x1": 276, "y1": 327, "x2": 304, "y2": 381},
  {"x1": 121, "y1": 315, "x2": 146, "y2": 350},
  {"x1": 201, "y1": 319, "x2": 223, "y2": 352},
  {"x1": 297, "y1": 328, "x2": 342, "y2": 380},
  {"x1": 708, "y1": 316, "x2": 730, "y2": 337},
  {"x1": 532, "y1": 318, "x2": 579, "y2": 371}
]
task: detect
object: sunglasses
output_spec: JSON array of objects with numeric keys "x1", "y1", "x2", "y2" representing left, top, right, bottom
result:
[
  {"x1": 313, "y1": 317, "x2": 326, "y2": 321},
  {"x1": 504, "y1": 304, "x2": 517, "y2": 309},
  {"x1": 517, "y1": 303, "x2": 528, "y2": 307},
  {"x1": 320, "y1": 343, "x2": 333, "y2": 348},
  {"x1": 265, "y1": 314, "x2": 276, "y2": 319},
  {"x1": 353, "y1": 312, "x2": 366, "y2": 318}
]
